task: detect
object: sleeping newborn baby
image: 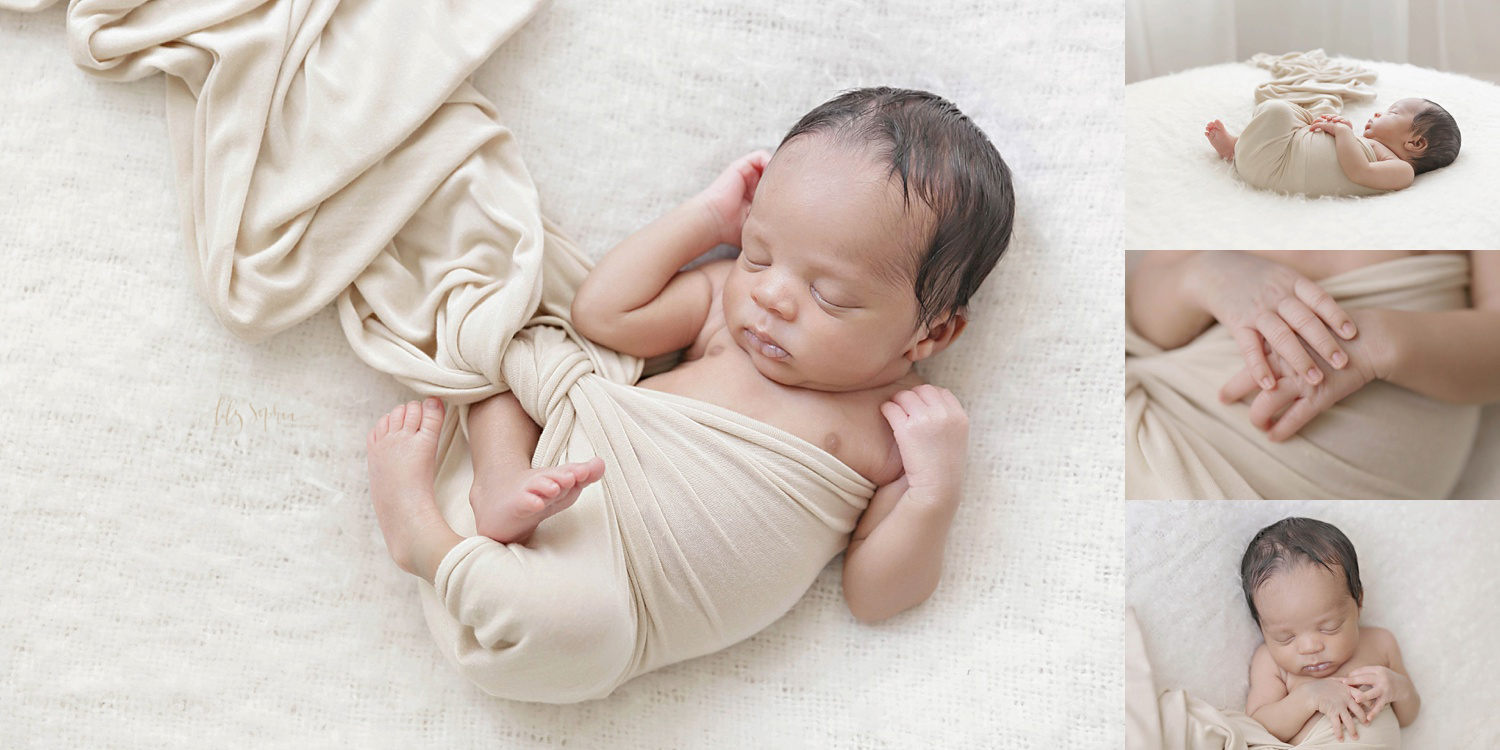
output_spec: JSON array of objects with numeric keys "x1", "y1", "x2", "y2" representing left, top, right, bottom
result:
[
  {"x1": 1241, "y1": 518, "x2": 1421, "y2": 745},
  {"x1": 364, "y1": 85, "x2": 1013, "y2": 698},
  {"x1": 1205, "y1": 97, "x2": 1460, "y2": 196}
]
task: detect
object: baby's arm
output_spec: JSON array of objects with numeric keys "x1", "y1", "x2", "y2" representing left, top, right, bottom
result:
[
  {"x1": 1316, "y1": 121, "x2": 1415, "y2": 190},
  {"x1": 572, "y1": 151, "x2": 769, "y2": 359},
  {"x1": 1125, "y1": 251, "x2": 1216, "y2": 349},
  {"x1": 569, "y1": 199, "x2": 721, "y2": 358},
  {"x1": 1246, "y1": 645, "x2": 1317, "y2": 742},
  {"x1": 1359, "y1": 251, "x2": 1500, "y2": 404},
  {"x1": 842, "y1": 386, "x2": 967, "y2": 623}
]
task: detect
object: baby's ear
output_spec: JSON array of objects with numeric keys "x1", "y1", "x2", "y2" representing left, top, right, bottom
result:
[
  {"x1": 1407, "y1": 133, "x2": 1428, "y2": 155},
  {"x1": 905, "y1": 311, "x2": 968, "y2": 362}
]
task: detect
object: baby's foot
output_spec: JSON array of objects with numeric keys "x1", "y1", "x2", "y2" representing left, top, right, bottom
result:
[
  {"x1": 1205, "y1": 119, "x2": 1237, "y2": 160},
  {"x1": 470, "y1": 457, "x2": 605, "y2": 544},
  {"x1": 367, "y1": 398, "x2": 447, "y2": 574}
]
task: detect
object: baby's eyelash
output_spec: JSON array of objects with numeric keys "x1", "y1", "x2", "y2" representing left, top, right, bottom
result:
[{"x1": 811, "y1": 286, "x2": 851, "y2": 309}]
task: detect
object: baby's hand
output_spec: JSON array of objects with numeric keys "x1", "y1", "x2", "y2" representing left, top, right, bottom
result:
[
  {"x1": 696, "y1": 150, "x2": 772, "y2": 247},
  {"x1": 1299, "y1": 677, "x2": 1367, "y2": 742},
  {"x1": 1309, "y1": 116, "x2": 1354, "y2": 136},
  {"x1": 879, "y1": 385, "x2": 969, "y2": 504},
  {"x1": 1218, "y1": 322, "x2": 1382, "y2": 442},
  {"x1": 1343, "y1": 666, "x2": 1413, "y2": 724}
]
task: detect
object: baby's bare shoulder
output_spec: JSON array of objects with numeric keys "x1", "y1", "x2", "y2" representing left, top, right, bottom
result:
[{"x1": 1360, "y1": 625, "x2": 1399, "y2": 653}]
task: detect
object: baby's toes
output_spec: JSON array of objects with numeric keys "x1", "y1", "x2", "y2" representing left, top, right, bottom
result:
[
  {"x1": 388, "y1": 404, "x2": 407, "y2": 430},
  {"x1": 375, "y1": 414, "x2": 391, "y2": 438},
  {"x1": 418, "y1": 397, "x2": 444, "y2": 436},
  {"x1": 401, "y1": 401, "x2": 422, "y2": 432},
  {"x1": 571, "y1": 458, "x2": 606, "y2": 484},
  {"x1": 526, "y1": 475, "x2": 562, "y2": 501}
]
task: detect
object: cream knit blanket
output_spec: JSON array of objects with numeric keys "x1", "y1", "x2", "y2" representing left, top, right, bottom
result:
[
  {"x1": 35, "y1": 0, "x2": 874, "y2": 702},
  {"x1": 1126, "y1": 254, "x2": 1480, "y2": 499}
]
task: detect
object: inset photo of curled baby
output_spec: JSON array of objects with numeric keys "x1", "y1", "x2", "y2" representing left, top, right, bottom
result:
[
  {"x1": 1125, "y1": 0, "x2": 1500, "y2": 249},
  {"x1": 1126, "y1": 250, "x2": 1500, "y2": 500},
  {"x1": 1126, "y1": 502, "x2": 1500, "y2": 749}
]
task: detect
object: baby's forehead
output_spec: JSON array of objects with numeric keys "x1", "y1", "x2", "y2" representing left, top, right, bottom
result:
[{"x1": 1255, "y1": 562, "x2": 1352, "y2": 616}]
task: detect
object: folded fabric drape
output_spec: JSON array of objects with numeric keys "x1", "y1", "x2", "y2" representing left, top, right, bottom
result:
[
  {"x1": 1126, "y1": 254, "x2": 1480, "y2": 500},
  {"x1": 20, "y1": 0, "x2": 877, "y2": 702}
]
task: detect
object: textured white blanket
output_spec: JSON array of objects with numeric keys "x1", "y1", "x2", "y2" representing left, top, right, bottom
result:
[{"x1": 0, "y1": 0, "x2": 1123, "y2": 746}]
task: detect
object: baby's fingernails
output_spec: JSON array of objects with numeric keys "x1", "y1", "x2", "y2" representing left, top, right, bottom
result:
[
  {"x1": 1331, "y1": 352, "x2": 1347, "y2": 368},
  {"x1": 1261, "y1": 377, "x2": 1276, "y2": 390},
  {"x1": 1342, "y1": 322, "x2": 1356, "y2": 338},
  {"x1": 1306, "y1": 369, "x2": 1323, "y2": 384}
]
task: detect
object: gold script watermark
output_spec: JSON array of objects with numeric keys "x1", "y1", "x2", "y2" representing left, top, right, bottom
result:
[{"x1": 202, "y1": 395, "x2": 313, "y2": 434}]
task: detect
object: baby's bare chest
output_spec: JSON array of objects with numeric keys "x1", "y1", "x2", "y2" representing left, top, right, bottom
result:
[{"x1": 635, "y1": 325, "x2": 902, "y2": 486}]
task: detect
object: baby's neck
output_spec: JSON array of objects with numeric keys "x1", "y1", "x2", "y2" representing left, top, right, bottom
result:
[{"x1": 1368, "y1": 134, "x2": 1413, "y2": 163}]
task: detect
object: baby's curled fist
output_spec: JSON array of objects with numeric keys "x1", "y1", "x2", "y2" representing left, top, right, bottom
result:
[{"x1": 880, "y1": 385, "x2": 968, "y2": 503}]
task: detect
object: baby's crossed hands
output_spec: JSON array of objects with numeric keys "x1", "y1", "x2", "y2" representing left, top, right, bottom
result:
[
  {"x1": 1309, "y1": 114, "x2": 1354, "y2": 135},
  {"x1": 879, "y1": 385, "x2": 969, "y2": 503},
  {"x1": 1299, "y1": 677, "x2": 1368, "y2": 742},
  {"x1": 1343, "y1": 666, "x2": 1413, "y2": 724}
]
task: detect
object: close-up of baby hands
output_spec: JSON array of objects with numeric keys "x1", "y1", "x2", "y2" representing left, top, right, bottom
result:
[
  {"x1": 1218, "y1": 321, "x2": 1385, "y2": 442},
  {"x1": 1194, "y1": 251, "x2": 1358, "y2": 392}
]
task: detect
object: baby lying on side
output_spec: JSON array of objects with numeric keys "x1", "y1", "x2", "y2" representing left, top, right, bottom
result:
[
  {"x1": 366, "y1": 86, "x2": 1014, "y2": 626},
  {"x1": 1241, "y1": 518, "x2": 1421, "y2": 744},
  {"x1": 1205, "y1": 98, "x2": 1460, "y2": 194}
]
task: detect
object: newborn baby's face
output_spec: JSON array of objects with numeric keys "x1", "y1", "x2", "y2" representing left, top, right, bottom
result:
[
  {"x1": 1253, "y1": 562, "x2": 1362, "y2": 679},
  {"x1": 721, "y1": 136, "x2": 934, "y2": 392},
  {"x1": 1363, "y1": 98, "x2": 1425, "y2": 143}
]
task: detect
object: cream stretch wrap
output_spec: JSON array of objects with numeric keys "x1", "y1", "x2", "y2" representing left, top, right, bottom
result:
[
  {"x1": 1233, "y1": 50, "x2": 1386, "y2": 197},
  {"x1": 1127, "y1": 254, "x2": 1480, "y2": 500},
  {"x1": 1127, "y1": 610, "x2": 1402, "y2": 750},
  {"x1": 28, "y1": 0, "x2": 874, "y2": 701}
]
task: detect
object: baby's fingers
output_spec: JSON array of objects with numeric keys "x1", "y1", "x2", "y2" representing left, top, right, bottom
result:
[
  {"x1": 1255, "y1": 312, "x2": 1321, "y2": 385},
  {"x1": 1248, "y1": 380, "x2": 1299, "y2": 432},
  {"x1": 1277, "y1": 297, "x2": 1347, "y2": 369},
  {"x1": 1266, "y1": 396, "x2": 1322, "y2": 442},
  {"x1": 1219, "y1": 367, "x2": 1261, "y2": 405},
  {"x1": 1294, "y1": 276, "x2": 1357, "y2": 340},
  {"x1": 1231, "y1": 327, "x2": 1275, "y2": 391}
]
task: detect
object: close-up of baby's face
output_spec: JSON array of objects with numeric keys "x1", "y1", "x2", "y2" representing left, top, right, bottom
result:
[
  {"x1": 1253, "y1": 561, "x2": 1363, "y2": 679},
  {"x1": 1363, "y1": 97, "x2": 1426, "y2": 147},
  {"x1": 721, "y1": 136, "x2": 938, "y2": 392}
]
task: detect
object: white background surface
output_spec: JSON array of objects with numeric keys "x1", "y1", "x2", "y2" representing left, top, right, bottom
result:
[{"x1": 0, "y1": 1, "x2": 1124, "y2": 747}]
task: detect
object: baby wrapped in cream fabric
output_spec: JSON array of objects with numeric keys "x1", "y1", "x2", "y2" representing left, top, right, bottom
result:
[
  {"x1": 1126, "y1": 254, "x2": 1480, "y2": 499},
  {"x1": 40, "y1": 0, "x2": 874, "y2": 702},
  {"x1": 1127, "y1": 610, "x2": 1401, "y2": 750},
  {"x1": 1233, "y1": 51, "x2": 1385, "y2": 197}
]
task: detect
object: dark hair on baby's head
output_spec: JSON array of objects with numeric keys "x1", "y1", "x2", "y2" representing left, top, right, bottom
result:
[
  {"x1": 1411, "y1": 99, "x2": 1460, "y2": 175},
  {"x1": 777, "y1": 87, "x2": 1015, "y2": 328},
  {"x1": 1240, "y1": 517, "x2": 1363, "y2": 626}
]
